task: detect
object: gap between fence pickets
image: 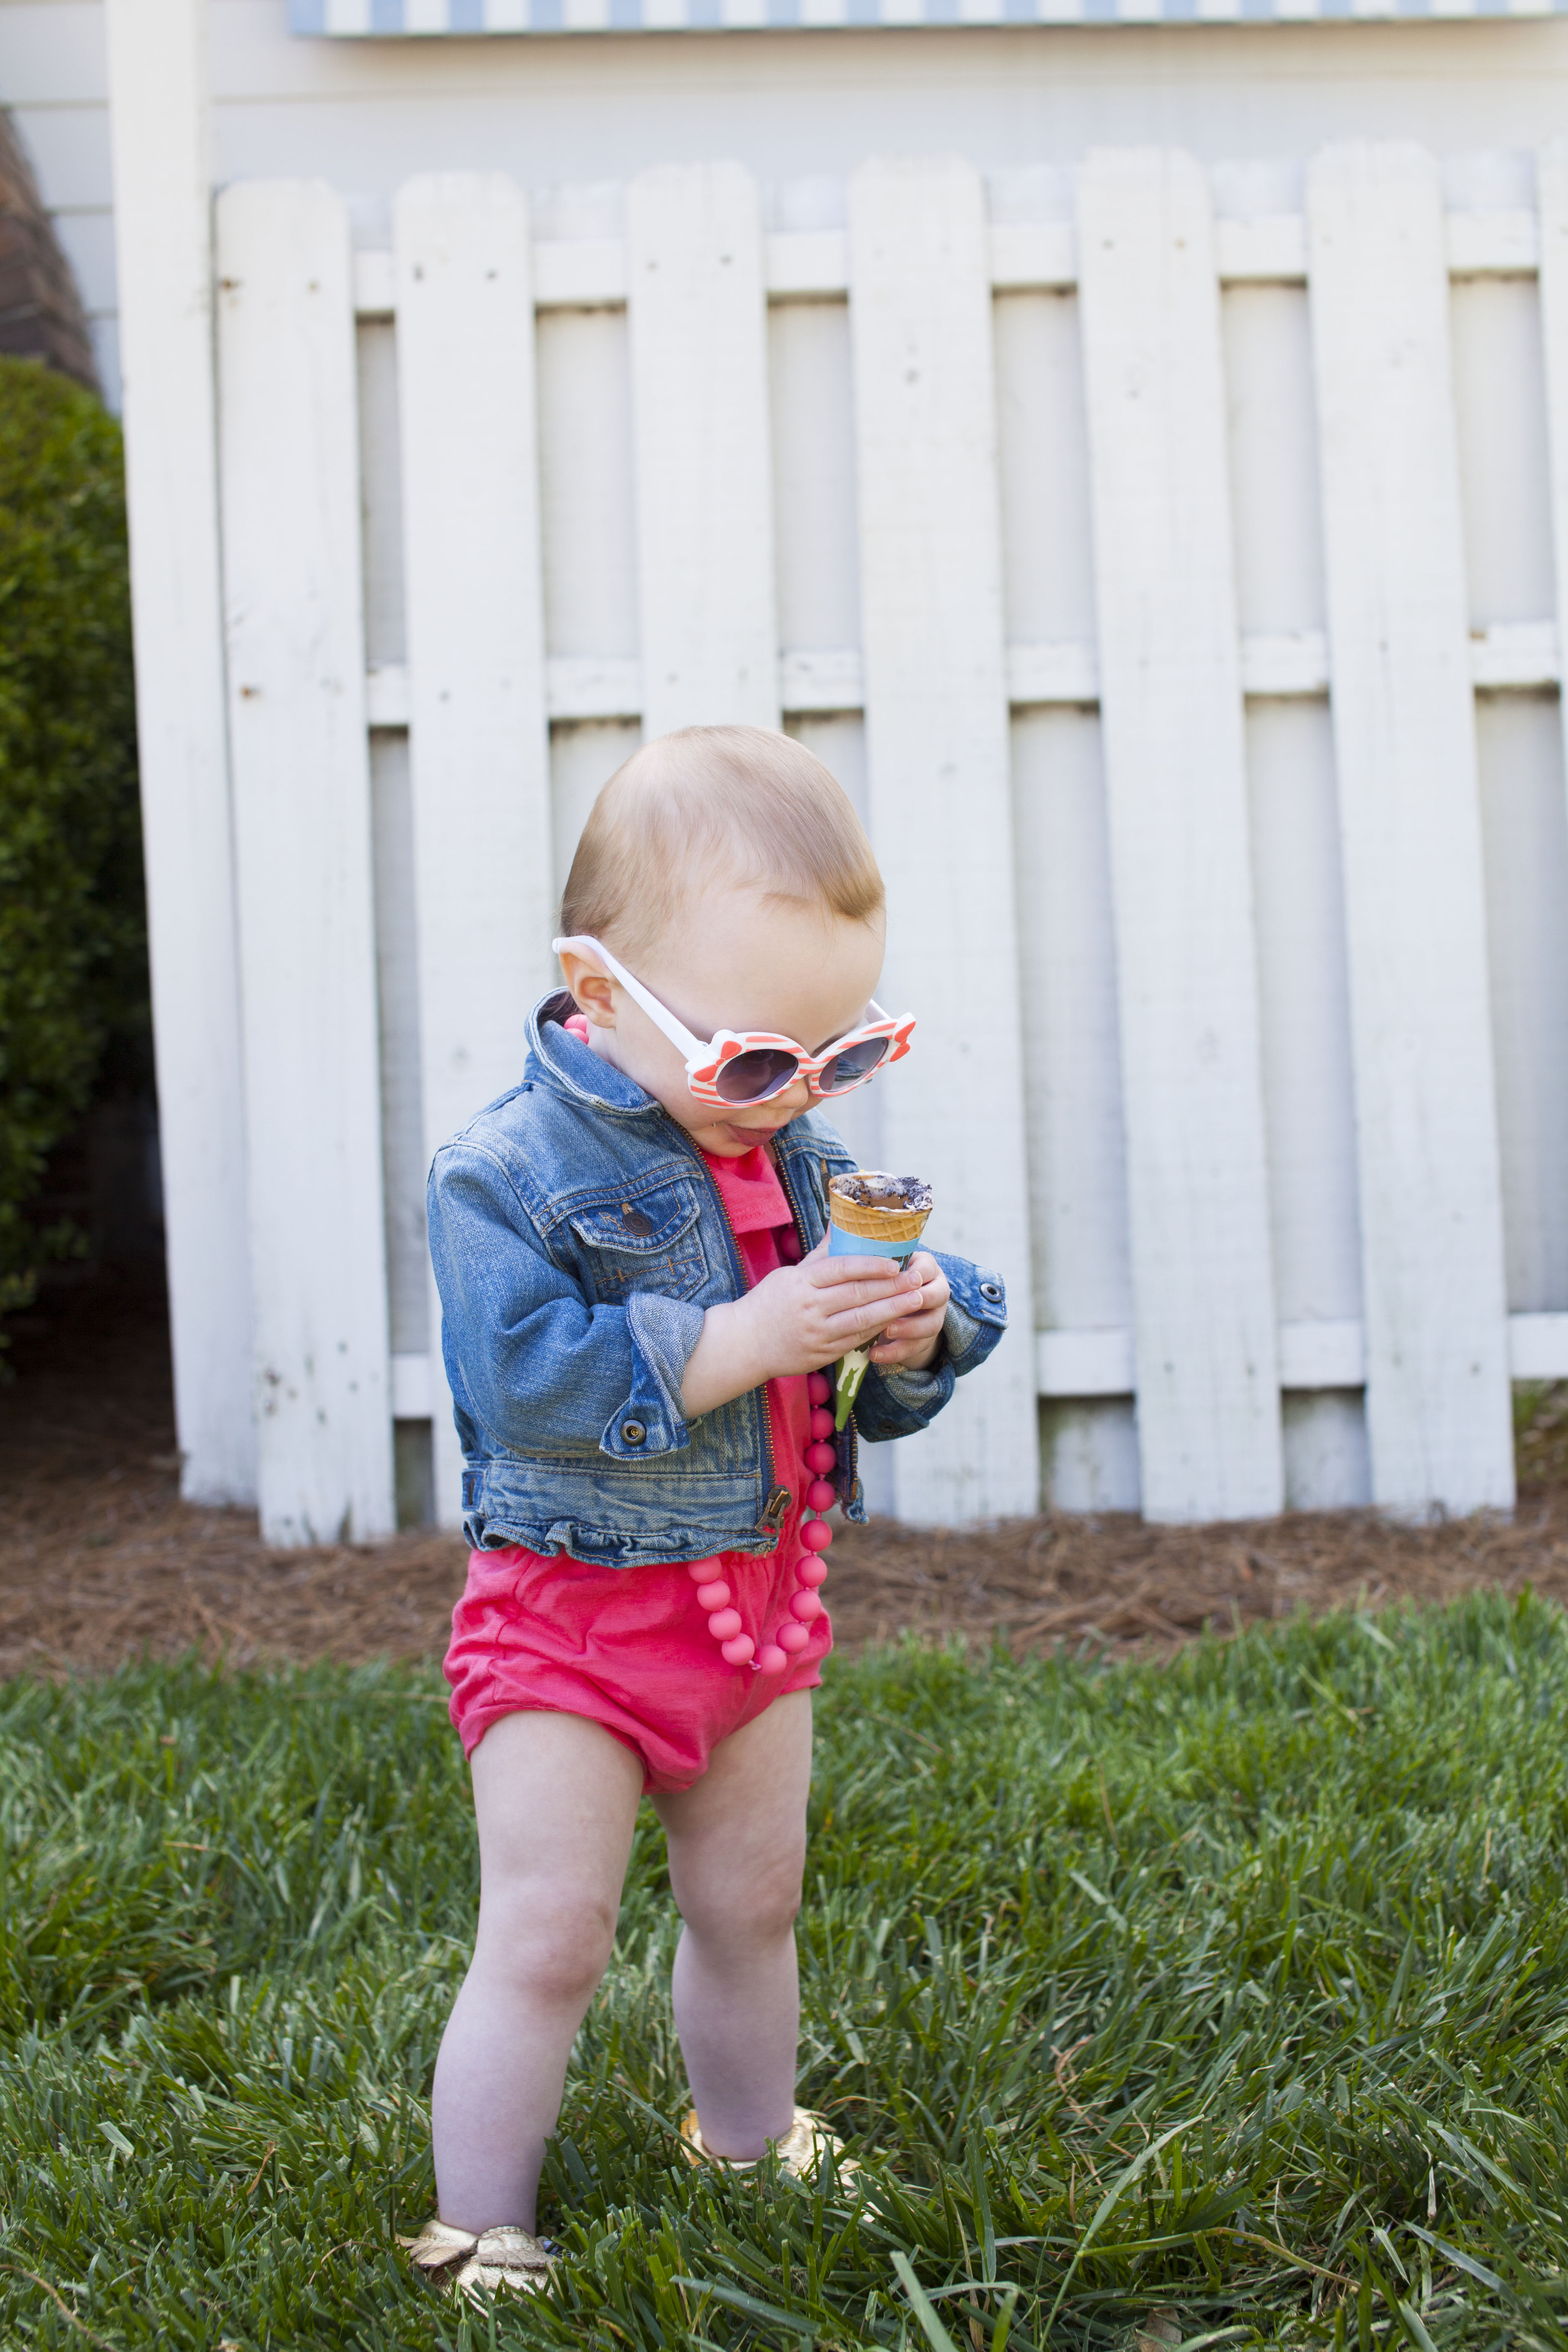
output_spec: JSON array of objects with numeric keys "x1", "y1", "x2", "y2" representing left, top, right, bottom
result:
[
  {"x1": 361, "y1": 619, "x2": 1560, "y2": 731},
  {"x1": 351, "y1": 206, "x2": 1541, "y2": 320},
  {"x1": 389, "y1": 1311, "x2": 1568, "y2": 1418}
]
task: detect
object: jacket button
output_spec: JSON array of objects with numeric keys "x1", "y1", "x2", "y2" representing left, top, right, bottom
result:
[
  {"x1": 979, "y1": 1281, "x2": 1003, "y2": 1302},
  {"x1": 621, "y1": 1419, "x2": 647, "y2": 1447}
]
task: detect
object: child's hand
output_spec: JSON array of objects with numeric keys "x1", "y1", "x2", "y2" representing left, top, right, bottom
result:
[
  {"x1": 681, "y1": 1239, "x2": 929, "y2": 1418},
  {"x1": 744, "y1": 1238, "x2": 927, "y2": 1377},
  {"x1": 867, "y1": 1250, "x2": 949, "y2": 1372}
]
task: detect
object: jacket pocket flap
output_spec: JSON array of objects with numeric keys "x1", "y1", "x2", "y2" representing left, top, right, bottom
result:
[{"x1": 567, "y1": 1187, "x2": 702, "y2": 1256}]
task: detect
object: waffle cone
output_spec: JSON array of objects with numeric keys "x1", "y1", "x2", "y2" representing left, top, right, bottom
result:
[{"x1": 827, "y1": 1175, "x2": 932, "y2": 1248}]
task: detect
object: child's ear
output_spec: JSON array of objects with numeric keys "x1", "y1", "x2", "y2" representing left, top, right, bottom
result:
[{"x1": 558, "y1": 952, "x2": 617, "y2": 1028}]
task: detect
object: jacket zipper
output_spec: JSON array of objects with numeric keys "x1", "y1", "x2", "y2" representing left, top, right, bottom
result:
[{"x1": 663, "y1": 1116, "x2": 785, "y2": 1543}]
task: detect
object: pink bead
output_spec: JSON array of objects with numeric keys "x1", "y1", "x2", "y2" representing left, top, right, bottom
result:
[
  {"x1": 806, "y1": 1478, "x2": 837, "y2": 1512},
  {"x1": 686, "y1": 1560, "x2": 715, "y2": 1582},
  {"x1": 694, "y1": 1578, "x2": 731, "y2": 1611},
  {"x1": 791, "y1": 1589, "x2": 825, "y2": 1623},
  {"x1": 707, "y1": 1607, "x2": 743, "y2": 1641},
  {"x1": 805, "y1": 1441, "x2": 837, "y2": 1474},
  {"x1": 721, "y1": 1633, "x2": 756, "y2": 1666},
  {"x1": 807, "y1": 1373, "x2": 832, "y2": 1406},
  {"x1": 797, "y1": 1556, "x2": 828, "y2": 1588},
  {"x1": 776, "y1": 1622, "x2": 810, "y2": 1654},
  {"x1": 800, "y1": 1518, "x2": 832, "y2": 1553},
  {"x1": 809, "y1": 1407, "x2": 836, "y2": 1441},
  {"x1": 756, "y1": 1643, "x2": 789, "y2": 1676}
]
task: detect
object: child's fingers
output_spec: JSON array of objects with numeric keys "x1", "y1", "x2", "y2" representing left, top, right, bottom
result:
[
  {"x1": 806, "y1": 1251, "x2": 921, "y2": 1296},
  {"x1": 807, "y1": 1263, "x2": 916, "y2": 1297},
  {"x1": 820, "y1": 1294, "x2": 912, "y2": 1347},
  {"x1": 876, "y1": 1304, "x2": 944, "y2": 1339},
  {"x1": 869, "y1": 1325, "x2": 942, "y2": 1361}
]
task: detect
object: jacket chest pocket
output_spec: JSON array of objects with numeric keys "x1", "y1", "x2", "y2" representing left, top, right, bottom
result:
[{"x1": 566, "y1": 1185, "x2": 708, "y2": 1304}]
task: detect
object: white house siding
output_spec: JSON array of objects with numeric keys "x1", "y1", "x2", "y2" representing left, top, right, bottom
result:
[
  {"x1": 10, "y1": 0, "x2": 1568, "y2": 1532},
  {"x1": 12, "y1": 2, "x2": 1568, "y2": 402}
]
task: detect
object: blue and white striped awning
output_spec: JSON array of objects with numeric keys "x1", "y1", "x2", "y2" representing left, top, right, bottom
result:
[{"x1": 292, "y1": 0, "x2": 1563, "y2": 28}]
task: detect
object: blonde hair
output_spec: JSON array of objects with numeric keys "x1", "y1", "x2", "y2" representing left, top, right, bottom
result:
[{"x1": 559, "y1": 725, "x2": 884, "y2": 962}]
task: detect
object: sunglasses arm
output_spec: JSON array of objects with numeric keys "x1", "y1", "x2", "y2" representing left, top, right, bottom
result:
[{"x1": 552, "y1": 934, "x2": 712, "y2": 1063}]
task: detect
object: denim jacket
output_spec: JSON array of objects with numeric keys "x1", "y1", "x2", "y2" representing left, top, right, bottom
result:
[{"x1": 426, "y1": 992, "x2": 1008, "y2": 1568}]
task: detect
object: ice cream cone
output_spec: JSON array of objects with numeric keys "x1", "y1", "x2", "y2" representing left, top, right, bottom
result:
[
  {"x1": 826, "y1": 1172, "x2": 933, "y2": 1255},
  {"x1": 825, "y1": 1173, "x2": 934, "y2": 1428}
]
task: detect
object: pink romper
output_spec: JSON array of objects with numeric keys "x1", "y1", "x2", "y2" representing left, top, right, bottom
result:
[{"x1": 443, "y1": 1137, "x2": 833, "y2": 1794}]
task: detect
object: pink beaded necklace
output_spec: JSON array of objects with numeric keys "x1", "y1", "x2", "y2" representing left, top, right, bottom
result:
[{"x1": 687, "y1": 1366, "x2": 836, "y2": 1675}]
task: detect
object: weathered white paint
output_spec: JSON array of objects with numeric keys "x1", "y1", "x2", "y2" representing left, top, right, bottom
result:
[
  {"x1": 343, "y1": 209, "x2": 1560, "y2": 330},
  {"x1": 102, "y1": 0, "x2": 255, "y2": 1506},
  {"x1": 395, "y1": 175, "x2": 554, "y2": 1529},
  {"x1": 101, "y1": 106, "x2": 1568, "y2": 1537},
  {"x1": 848, "y1": 153, "x2": 1039, "y2": 1524},
  {"x1": 1511, "y1": 1313, "x2": 1568, "y2": 1380},
  {"x1": 369, "y1": 731, "x2": 430, "y2": 1377},
  {"x1": 1475, "y1": 694, "x2": 1568, "y2": 1317},
  {"x1": 1307, "y1": 141, "x2": 1514, "y2": 1514},
  {"x1": 1010, "y1": 709, "x2": 1135, "y2": 1511},
  {"x1": 1538, "y1": 142, "x2": 1568, "y2": 977},
  {"x1": 364, "y1": 622, "x2": 1566, "y2": 738},
  {"x1": 216, "y1": 179, "x2": 395, "y2": 1545},
  {"x1": 1540, "y1": 144, "x2": 1568, "y2": 571},
  {"x1": 391, "y1": 1306, "x2": 1568, "y2": 1429},
  {"x1": 627, "y1": 162, "x2": 779, "y2": 736},
  {"x1": 769, "y1": 297, "x2": 861, "y2": 656},
  {"x1": 1077, "y1": 147, "x2": 1283, "y2": 1523}
]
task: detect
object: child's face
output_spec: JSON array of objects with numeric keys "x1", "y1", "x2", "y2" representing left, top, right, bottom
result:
[{"x1": 563, "y1": 884, "x2": 886, "y2": 1157}]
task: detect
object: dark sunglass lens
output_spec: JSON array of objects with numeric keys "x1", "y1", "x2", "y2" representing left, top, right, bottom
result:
[
  {"x1": 714, "y1": 1048, "x2": 801, "y2": 1104},
  {"x1": 818, "y1": 1036, "x2": 890, "y2": 1093}
]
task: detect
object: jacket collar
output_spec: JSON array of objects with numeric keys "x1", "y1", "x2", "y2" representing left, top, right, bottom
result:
[{"x1": 525, "y1": 991, "x2": 666, "y2": 1120}]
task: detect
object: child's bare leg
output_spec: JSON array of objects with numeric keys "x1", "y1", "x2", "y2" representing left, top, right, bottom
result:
[
  {"x1": 654, "y1": 1691, "x2": 813, "y2": 2159},
  {"x1": 431, "y1": 1710, "x2": 644, "y2": 2234}
]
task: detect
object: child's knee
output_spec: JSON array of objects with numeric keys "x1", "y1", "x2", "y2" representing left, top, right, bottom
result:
[
  {"x1": 478, "y1": 1878, "x2": 619, "y2": 2006},
  {"x1": 679, "y1": 1846, "x2": 805, "y2": 1947}
]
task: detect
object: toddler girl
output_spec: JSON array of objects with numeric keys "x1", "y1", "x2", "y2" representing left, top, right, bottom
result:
[{"x1": 402, "y1": 726, "x2": 1007, "y2": 2299}]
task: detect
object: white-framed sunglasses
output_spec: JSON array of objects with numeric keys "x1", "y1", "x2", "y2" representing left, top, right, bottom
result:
[{"x1": 553, "y1": 934, "x2": 916, "y2": 1108}]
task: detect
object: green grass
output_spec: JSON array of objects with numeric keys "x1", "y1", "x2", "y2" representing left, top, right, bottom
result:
[{"x1": 3, "y1": 1596, "x2": 1568, "y2": 2351}]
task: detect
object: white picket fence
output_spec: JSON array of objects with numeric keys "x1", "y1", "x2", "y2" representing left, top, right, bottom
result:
[{"x1": 183, "y1": 140, "x2": 1568, "y2": 1544}]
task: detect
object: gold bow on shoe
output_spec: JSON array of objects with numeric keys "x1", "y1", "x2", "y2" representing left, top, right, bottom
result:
[
  {"x1": 679, "y1": 2105, "x2": 859, "y2": 2183},
  {"x1": 399, "y1": 2218, "x2": 554, "y2": 2300}
]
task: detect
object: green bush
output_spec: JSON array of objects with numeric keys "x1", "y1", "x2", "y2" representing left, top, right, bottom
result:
[{"x1": 0, "y1": 357, "x2": 146, "y2": 1338}]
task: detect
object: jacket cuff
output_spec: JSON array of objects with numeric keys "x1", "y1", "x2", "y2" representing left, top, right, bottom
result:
[
  {"x1": 599, "y1": 1292, "x2": 706, "y2": 1459},
  {"x1": 877, "y1": 1350, "x2": 957, "y2": 1420},
  {"x1": 931, "y1": 1251, "x2": 1008, "y2": 1373}
]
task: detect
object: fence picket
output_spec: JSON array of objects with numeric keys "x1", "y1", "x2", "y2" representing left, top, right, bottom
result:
[
  {"x1": 627, "y1": 163, "x2": 779, "y2": 735},
  {"x1": 848, "y1": 155, "x2": 1039, "y2": 1524},
  {"x1": 216, "y1": 181, "x2": 394, "y2": 1544},
  {"x1": 103, "y1": 0, "x2": 256, "y2": 1506},
  {"x1": 1537, "y1": 141, "x2": 1568, "y2": 862},
  {"x1": 395, "y1": 174, "x2": 554, "y2": 1529},
  {"x1": 1307, "y1": 141, "x2": 1513, "y2": 1513},
  {"x1": 1076, "y1": 149, "x2": 1283, "y2": 1523}
]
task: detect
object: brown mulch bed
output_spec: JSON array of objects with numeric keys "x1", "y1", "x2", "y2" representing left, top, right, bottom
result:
[{"x1": 5, "y1": 1264, "x2": 1568, "y2": 1681}]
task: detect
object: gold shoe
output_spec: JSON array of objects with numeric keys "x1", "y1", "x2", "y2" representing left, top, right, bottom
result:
[
  {"x1": 399, "y1": 2218, "x2": 554, "y2": 2298},
  {"x1": 679, "y1": 2104, "x2": 859, "y2": 2183}
]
